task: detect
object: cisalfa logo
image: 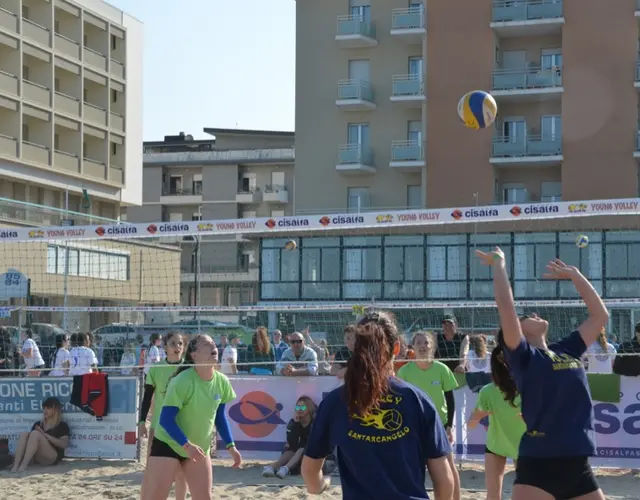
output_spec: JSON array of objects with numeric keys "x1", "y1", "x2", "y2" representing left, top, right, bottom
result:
[
  {"x1": 228, "y1": 391, "x2": 285, "y2": 438},
  {"x1": 95, "y1": 227, "x2": 106, "y2": 236},
  {"x1": 510, "y1": 206, "x2": 522, "y2": 216},
  {"x1": 319, "y1": 216, "x2": 330, "y2": 226},
  {"x1": 450, "y1": 209, "x2": 463, "y2": 220},
  {"x1": 265, "y1": 219, "x2": 276, "y2": 229},
  {"x1": 147, "y1": 224, "x2": 158, "y2": 234}
]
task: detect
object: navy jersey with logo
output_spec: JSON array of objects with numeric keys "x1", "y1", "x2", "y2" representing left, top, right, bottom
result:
[
  {"x1": 504, "y1": 330, "x2": 595, "y2": 458},
  {"x1": 305, "y1": 377, "x2": 451, "y2": 500}
]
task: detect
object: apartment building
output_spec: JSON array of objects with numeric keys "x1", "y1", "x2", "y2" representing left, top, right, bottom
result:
[
  {"x1": 0, "y1": 0, "x2": 180, "y2": 330},
  {"x1": 260, "y1": 0, "x2": 640, "y2": 339},
  {"x1": 125, "y1": 128, "x2": 295, "y2": 313}
]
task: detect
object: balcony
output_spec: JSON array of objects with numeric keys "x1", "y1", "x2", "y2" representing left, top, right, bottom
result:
[
  {"x1": 22, "y1": 141, "x2": 50, "y2": 165},
  {"x1": 0, "y1": 133, "x2": 17, "y2": 157},
  {"x1": 55, "y1": 92, "x2": 80, "y2": 117},
  {"x1": 83, "y1": 46, "x2": 107, "y2": 71},
  {"x1": 390, "y1": 7, "x2": 425, "y2": 43},
  {"x1": 263, "y1": 185, "x2": 289, "y2": 204},
  {"x1": 54, "y1": 150, "x2": 80, "y2": 174},
  {"x1": 491, "y1": 135, "x2": 563, "y2": 166},
  {"x1": 336, "y1": 79, "x2": 376, "y2": 110},
  {"x1": 335, "y1": 14, "x2": 377, "y2": 48},
  {"x1": 336, "y1": 144, "x2": 375, "y2": 174},
  {"x1": 23, "y1": 80, "x2": 51, "y2": 107},
  {"x1": 55, "y1": 33, "x2": 80, "y2": 59},
  {"x1": 492, "y1": 66, "x2": 562, "y2": 100},
  {"x1": 110, "y1": 59, "x2": 124, "y2": 80},
  {"x1": 83, "y1": 102, "x2": 107, "y2": 126},
  {"x1": 236, "y1": 188, "x2": 261, "y2": 204},
  {"x1": 491, "y1": 0, "x2": 564, "y2": 37},
  {"x1": 110, "y1": 165, "x2": 124, "y2": 184},
  {"x1": 0, "y1": 196, "x2": 120, "y2": 227},
  {"x1": 110, "y1": 112, "x2": 124, "y2": 131},
  {"x1": 22, "y1": 18, "x2": 50, "y2": 47},
  {"x1": 180, "y1": 264, "x2": 259, "y2": 284},
  {"x1": 390, "y1": 74, "x2": 425, "y2": 106},
  {"x1": 390, "y1": 141, "x2": 425, "y2": 171},
  {"x1": 0, "y1": 70, "x2": 18, "y2": 96},
  {"x1": 83, "y1": 157, "x2": 107, "y2": 180},
  {"x1": 0, "y1": 7, "x2": 18, "y2": 33},
  {"x1": 160, "y1": 187, "x2": 203, "y2": 205}
]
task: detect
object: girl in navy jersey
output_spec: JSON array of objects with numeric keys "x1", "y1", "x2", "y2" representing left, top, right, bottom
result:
[
  {"x1": 301, "y1": 312, "x2": 455, "y2": 500},
  {"x1": 476, "y1": 249, "x2": 609, "y2": 500}
]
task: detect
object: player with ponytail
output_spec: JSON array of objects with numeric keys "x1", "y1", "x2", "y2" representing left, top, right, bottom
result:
[
  {"x1": 141, "y1": 334, "x2": 242, "y2": 500},
  {"x1": 302, "y1": 312, "x2": 454, "y2": 499},
  {"x1": 468, "y1": 330, "x2": 526, "y2": 500}
]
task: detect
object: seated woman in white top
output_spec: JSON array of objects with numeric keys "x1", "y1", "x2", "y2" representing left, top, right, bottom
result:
[
  {"x1": 465, "y1": 335, "x2": 491, "y2": 373},
  {"x1": 69, "y1": 332, "x2": 98, "y2": 376},
  {"x1": 583, "y1": 327, "x2": 616, "y2": 374},
  {"x1": 21, "y1": 330, "x2": 45, "y2": 377},
  {"x1": 50, "y1": 334, "x2": 72, "y2": 377}
]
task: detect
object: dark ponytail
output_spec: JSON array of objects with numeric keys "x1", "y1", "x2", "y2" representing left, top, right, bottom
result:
[
  {"x1": 492, "y1": 330, "x2": 519, "y2": 407},
  {"x1": 345, "y1": 311, "x2": 399, "y2": 416}
]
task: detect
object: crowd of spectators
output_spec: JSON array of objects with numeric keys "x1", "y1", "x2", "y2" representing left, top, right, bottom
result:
[{"x1": 1, "y1": 315, "x2": 640, "y2": 378}]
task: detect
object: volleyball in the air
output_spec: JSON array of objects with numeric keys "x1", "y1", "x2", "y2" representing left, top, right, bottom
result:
[
  {"x1": 458, "y1": 90, "x2": 497, "y2": 130},
  {"x1": 284, "y1": 239, "x2": 297, "y2": 251},
  {"x1": 576, "y1": 235, "x2": 589, "y2": 248}
]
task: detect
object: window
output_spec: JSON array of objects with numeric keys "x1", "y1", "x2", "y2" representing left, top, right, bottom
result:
[
  {"x1": 242, "y1": 211, "x2": 256, "y2": 219},
  {"x1": 343, "y1": 239, "x2": 381, "y2": 299},
  {"x1": 22, "y1": 65, "x2": 29, "y2": 81},
  {"x1": 502, "y1": 184, "x2": 529, "y2": 203},
  {"x1": 408, "y1": 56, "x2": 423, "y2": 78},
  {"x1": 541, "y1": 181, "x2": 562, "y2": 202},
  {"x1": 83, "y1": 88, "x2": 88, "y2": 102},
  {"x1": 192, "y1": 173, "x2": 202, "y2": 194},
  {"x1": 111, "y1": 34, "x2": 117, "y2": 50},
  {"x1": 604, "y1": 232, "x2": 640, "y2": 298},
  {"x1": 111, "y1": 143, "x2": 117, "y2": 155},
  {"x1": 260, "y1": 240, "x2": 300, "y2": 299},
  {"x1": 558, "y1": 232, "x2": 602, "y2": 297},
  {"x1": 168, "y1": 175, "x2": 182, "y2": 194},
  {"x1": 349, "y1": 1, "x2": 371, "y2": 22},
  {"x1": 47, "y1": 245, "x2": 129, "y2": 281},
  {"x1": 541, "y1": 49, "x2": 562, "y2": 70},
  {"x1": 54, "y1": 78, "x2": 60, "y2": 92},
  {"x1": 22, "y1": 123, "x2": 29, "y2": 142},
  {"x1": 54, "y1": 134, "x2": 60, "y2": 150},
  {"x1": 407, "y1": 185, "x2": 421, "y2": 208},
  {"x1": 169, "y1": 212, "x2": 183, "y2": 222},
  {"x1": 513, "y1": 233, "x2": 556, "y2": 298},
  {"x1": 271, "y1": 171, "x2": 285, "y2": 189},
  {"x1": 347, "y1": 123, "x2": 369, "y2": 147},
  {"x1": 347, "y1": 187, "x2": 370, "y2": 213},
  {"x1": 469, "y1": 233, "x2": 511, "y2": 298},
  {"x1": 502, "y1": 118, "x2": 526, "y2": 142},
  {"x1": 21, "y1": 5, "x2": 28, "y2": 19},
  {"x1": 239, "y1": 173, "x2": 256, "y2": 192},
  {"x1": 111, "y1": 89, "x2": 117, "y2": 103},
  {"x1": 54, "y1": 20, "x2": 60, "y2": 34},
  {"x1": 348, "y1": 59, "x2": 371, "y2": 82},
  {"x1": 384, "y1": 236, "x2": 424, "y2": 299},
  {"x1": 541, "y1": 115, "x2": 562, "y2": 140},
  {"x1": 271, "y1": 209, "x2": 285, "y2": 217},
  {"x1": 426, "y1": 235, "x2": 467, "y2": 298},
  {"x1": 408, "y1": 120, "x2": 422, "y2": 143}
]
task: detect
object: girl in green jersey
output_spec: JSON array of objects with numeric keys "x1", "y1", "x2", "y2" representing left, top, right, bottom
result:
[
  {"x1": 468, "y1": 340, "x2": 525, "y2": 500},
  {"x1": 141, "y1": 335, "x2": 242, "y2": 500},
  {"x1": 397, "y1": 332, "x2": 461, "y2": 500},
  {"x1": 139, "y1": 332, "x2": 186, "y2": 500}
]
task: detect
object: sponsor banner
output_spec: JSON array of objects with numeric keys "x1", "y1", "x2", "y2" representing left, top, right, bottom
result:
[
  {"x1": 457, "y1": 377, "x2": 640, "y2": 468},
  {"x1": 0, "y1": 198, "x2": 639, "y2": 243},
  {"x1": 9, "y1": 297, "x2": 640, "y2": 313},
  {"x1": 0, "y1": 377, "x2": 139, "y2": 460},
  {"x1": 223, "y1": 376, "x2": 640, "y2": 467}
]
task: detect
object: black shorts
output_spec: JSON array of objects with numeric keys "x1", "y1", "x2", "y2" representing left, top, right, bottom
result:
[
  {"x1": 484, "y1": 446, "x2": 497, "y2": 456},
  {"x1": 515, "y1": 456, "x2": 599, "y2": 499},
  {"x1": 149, "y1": 437, "x2": 187, "y2": 462}
]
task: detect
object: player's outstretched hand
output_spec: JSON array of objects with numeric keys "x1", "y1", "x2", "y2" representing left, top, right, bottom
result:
[
  {"x1": 475, "y1": 247, "x2": 505, "y2": 266},
  {"x1": 543, "y1": 259, "x2": 578, "y2": 280}
]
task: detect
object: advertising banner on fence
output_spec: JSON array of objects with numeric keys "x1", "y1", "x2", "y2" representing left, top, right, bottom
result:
[
  {"x1": 224, "y1": 376, "x2": 640, "y2": 468},
  {"x1": 1, "y1": 197, "x2": 639, "y2": 243},
  {"x1": 0, "y1": 377, "x2": 139, "y2": 460}
]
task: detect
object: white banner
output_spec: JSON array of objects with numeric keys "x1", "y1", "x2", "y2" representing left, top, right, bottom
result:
[
  {"x1": 223, "y1": 376, "x2": 640, "y2": 468},
  {"x1": 0, "y1": 377, "x2": 139, "y2": 460},
  {"x1": 0, "y1": 198, "x2": 638, "y2": 243}
]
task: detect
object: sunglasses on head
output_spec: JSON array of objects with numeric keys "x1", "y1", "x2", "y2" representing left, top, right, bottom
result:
[
  {"x1": 295, "y1": 404, "x2": 307, "y2": 411},
  {"x1": 290, "y1": 339, "x2": 302, "y2": 344}
]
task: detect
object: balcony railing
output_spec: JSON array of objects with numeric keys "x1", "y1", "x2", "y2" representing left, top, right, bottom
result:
[
  {"x1": 492, "y1": 135, "x2": 562, "y2": 157},
  {"x1": 493, "y1": 66, "x2": 562, "y2": 90},
  {"x1": 337, "y1": 79, "x2": 374, "y2": 101},
  {"x1": 162, "y1": 187, "x2": 202, "y2": 196},
  {"x1": 144, "y1": 148, "x2": 295, "y2": 166},
  {"x1": 336, "y1": 14, "x2": 376, "y2": 39},
  {"x1": 265, "y1": 184, "x2": 286, "y2": 193},
  {"x1": 0, "y1": 196, "x2": 121, "y2": 227},
  {"x1": 492, "y1": 0, "x2": 563, "y2": 23},
  {"x1": 391, "y1": 7, "x2": 425, "y2": 30},
  {"x1": 338, "y1": 144, "x2": 373, "y2": 165},
  {"x1": 392, "y1": 74, "x2": 423, "y2": 96},
  {"x1": 391, "y1": 141, "x2": 423, "y2": 162},
  {"x1": 237, "y1": 186, "x2": 260, "y2": 194}
]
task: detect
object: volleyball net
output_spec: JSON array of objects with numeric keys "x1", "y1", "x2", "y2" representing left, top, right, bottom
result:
[{"x1": 1, "y1": 196, "x2": 640, "y2": 356}]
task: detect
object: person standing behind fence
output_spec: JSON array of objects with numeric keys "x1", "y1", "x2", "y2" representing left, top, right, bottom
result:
[
  {"x1": 21, "y1": 329, "x2": 45, "y2": 377},
  {"x1": 277, "y1": 332, "x2": 318, "y2": 377},
  {"x1": 69, "y1": 332, "x2": 98, "y2": 376},
  {"x1": 436, "y1": 315, "x2": 469, "y2": 373},
  {"x1": 49, "y1": 334, "x2": 71, "y2": 377},
  {"x1": 272, "y1": 330, "x2": 288, "y2": 362},
  {"x1": 139, "y1": 332, "x2": 187, "y2": 500},
  {"x1": 144, "y1": 334, "x2": 164, "y2": 375},
  {"x1": 246, "y1": 327, "x2": 275, "y2": 375}
]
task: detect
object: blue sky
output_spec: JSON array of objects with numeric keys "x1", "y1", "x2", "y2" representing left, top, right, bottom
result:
[{"x1": 107, "y1": 0, "x2": 295, "y2": 141}]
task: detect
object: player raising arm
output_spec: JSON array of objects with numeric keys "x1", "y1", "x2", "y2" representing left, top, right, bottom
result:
[{"x1": 476, "y1": 249, "x2": 608, "y2": 500}]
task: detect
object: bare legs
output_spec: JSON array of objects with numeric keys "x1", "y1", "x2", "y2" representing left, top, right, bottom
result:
[
  {"x1": 484, "y1": 453, "x2": 508, "y2": 500},
  {"x1": 447, "y1": 453, "x2": 461, "y2": 500},
  {"x1": 10, "y1": 431, "x2": 57, "y2": 472}
]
